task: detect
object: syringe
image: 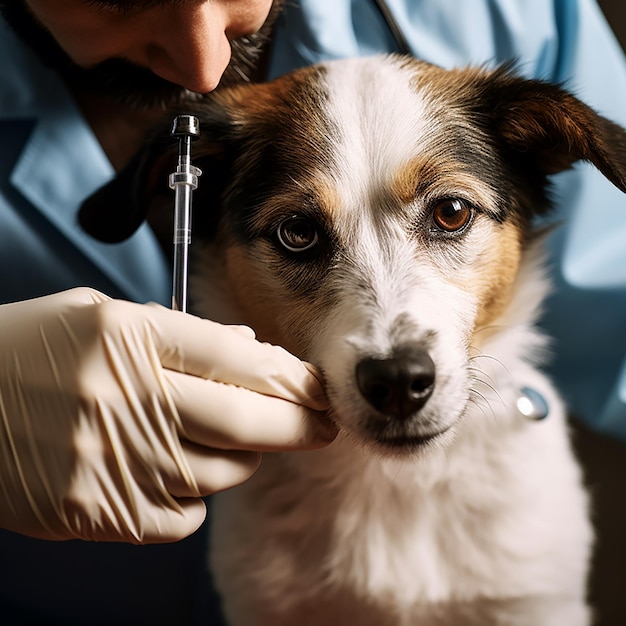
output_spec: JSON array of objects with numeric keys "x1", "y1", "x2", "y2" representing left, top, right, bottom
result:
[{"x1": 169, "y1": 115, "x2": 201, "y2": 313}]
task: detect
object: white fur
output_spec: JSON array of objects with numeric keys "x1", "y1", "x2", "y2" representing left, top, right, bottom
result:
[{"x1": 321, "y1": 56, "x2": 431, "y2": 197}]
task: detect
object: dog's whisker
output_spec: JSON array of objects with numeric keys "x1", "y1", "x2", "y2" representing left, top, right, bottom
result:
[
  {"x1": 466, "y1": 365, "x2": 499, "y2": 392},
  {"x1": 468, "y1": 370, "x2": 504, "y2": 402},
  {"x1": 467, "y1": 387, "x2": 499, "y2": 422},
  {"x1": 467, "y1": 351, "x2": 508, "y2": 369},
  {"x1": 467, "y1": 351, "x2": 517, "y2": 389}
]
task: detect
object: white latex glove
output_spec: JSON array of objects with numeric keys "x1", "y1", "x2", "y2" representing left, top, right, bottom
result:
[{"x1": 0, "y1": 287, "x2": 334, "y2": 544}]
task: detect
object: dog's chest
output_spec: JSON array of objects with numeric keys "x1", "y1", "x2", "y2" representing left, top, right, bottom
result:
[{"x1": 212, "y1": 435, "x2": 541, "y2": 612}]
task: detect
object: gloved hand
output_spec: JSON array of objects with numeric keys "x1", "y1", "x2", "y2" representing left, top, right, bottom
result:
[{"x1": 0, "y1": 287, "x2": 334, "y2": 544}]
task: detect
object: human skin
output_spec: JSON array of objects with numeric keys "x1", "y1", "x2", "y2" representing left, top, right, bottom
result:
[
  {"x1": 1, "y1": 0, "x2": 278, "y2": 167},
  {"x1": 23, "y1": 0, "x2": 274, "y2": 93}
]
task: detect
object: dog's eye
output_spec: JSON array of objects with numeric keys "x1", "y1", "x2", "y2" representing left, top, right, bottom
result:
[
  {"x1": 276, "y1": 216, "x2": 320, "y2": 253},
  {"x1": 431, "y1": 199, "x2": 473, "y2": 233}
]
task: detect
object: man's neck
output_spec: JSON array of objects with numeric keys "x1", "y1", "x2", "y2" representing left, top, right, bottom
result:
[{"x1": 69, "y1": 86, "x2": 167, "y2": 172}]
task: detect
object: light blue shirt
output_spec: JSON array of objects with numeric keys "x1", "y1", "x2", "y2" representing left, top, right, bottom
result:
[
  {"x1": 0, "y1": 19, "x2": 170, "y2": 307},
  {"x1": 268, "y1": 0, "x2": 626, "y2": 440},
  {"x1": 0, "y1": 1, "x2": 622, "y2": 622}
]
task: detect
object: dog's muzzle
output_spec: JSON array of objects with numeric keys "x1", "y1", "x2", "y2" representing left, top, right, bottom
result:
[{"x1": 355, "y1": 346, "x2": 436, "y2": 421}]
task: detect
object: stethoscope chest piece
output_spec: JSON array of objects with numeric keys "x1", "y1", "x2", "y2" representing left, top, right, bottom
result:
[{"x1": 516, "y1": 386, "x2": 549, "y2": 421}]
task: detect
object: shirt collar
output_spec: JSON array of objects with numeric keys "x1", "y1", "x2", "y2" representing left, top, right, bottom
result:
[{"x1": 0, "y1": 18, "x2": 171, "y2": 305}]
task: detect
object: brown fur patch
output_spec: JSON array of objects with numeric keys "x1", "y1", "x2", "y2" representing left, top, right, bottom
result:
[
  {"x1": 241, "y1": 174, "x2": 343, "y2": 237},
  {"x1": 212, "y1": 64, "x2": 331, "y2": 148},
  {"x1": 470, "y1": 221, "x2": 523, "y2": 331},
  {"x1": 220, "y1": 241, "x2": 319, "y2": 357},
  {"x1": 390, "y1": 157, "x2": 501, "y2": 216},
  {"x1": 222, "y1": 244, "x2": 283, "y2": 341}
]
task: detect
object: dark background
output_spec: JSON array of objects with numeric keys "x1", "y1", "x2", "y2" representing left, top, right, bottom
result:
[{"x1": 571, "y1": 4, "x2": 626, "y2": 625}]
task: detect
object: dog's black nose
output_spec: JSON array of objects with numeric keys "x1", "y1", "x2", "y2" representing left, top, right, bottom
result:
[{"x1": 356, "y1": 349, "x2": 436, "y2": 420}]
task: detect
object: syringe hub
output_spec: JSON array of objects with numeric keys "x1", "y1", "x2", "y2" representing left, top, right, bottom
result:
[{"x1": 170, "y1": 115, "x2": 200, "y2": 141}]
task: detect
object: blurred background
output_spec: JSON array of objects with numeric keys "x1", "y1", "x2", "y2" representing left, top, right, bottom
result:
[{"x1": 572, "y1": 4, "x2": 626, "y2": 625}]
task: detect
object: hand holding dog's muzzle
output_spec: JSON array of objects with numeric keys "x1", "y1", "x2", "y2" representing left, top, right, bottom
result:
[{"x1": 0, "y1": 287, "x2": 334, "y2": 544}]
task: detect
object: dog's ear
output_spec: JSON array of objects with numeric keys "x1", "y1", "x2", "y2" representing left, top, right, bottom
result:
[
  {"x1": 78, "y1": 104, "x2": 238, "y2": 246},
  {"x1": 78, "y1": 126, "x2": 174, "y2": 244},
  {"x1": 486, "y1": 69, "x2": 626, "y2": 192}
]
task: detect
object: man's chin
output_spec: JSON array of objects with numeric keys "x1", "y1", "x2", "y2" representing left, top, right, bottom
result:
[
  {"x1": 1, "y1": 0, "x2": 282, "y2": 109},
  {"x1": 57, "y1": 34, "x2": 274, "y2": 109},
  {"x1": 59, "y1": 58, "x2": 193, "y2": 110}
]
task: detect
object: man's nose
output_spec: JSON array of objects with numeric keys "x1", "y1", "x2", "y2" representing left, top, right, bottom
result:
[{"x1": 138, "y1": 1, "x2": 272, "y2": 93}]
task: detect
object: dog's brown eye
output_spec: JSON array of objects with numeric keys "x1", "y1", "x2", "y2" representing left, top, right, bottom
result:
[
  {"x1": 276, "y1": 216, "x2": 319, "y2": 253},
  {"x1": 432, "y1": 199, "x2": 473, "y2": 232}
]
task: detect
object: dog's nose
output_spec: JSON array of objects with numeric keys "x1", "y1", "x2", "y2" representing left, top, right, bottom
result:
[{"x1": 356, "y1": 349, "x2": 436, "y2": 420}]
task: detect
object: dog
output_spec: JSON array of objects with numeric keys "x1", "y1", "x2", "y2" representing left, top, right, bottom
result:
[{"x1": 81, "y1": 54, "x2": 626, "y2": 625}]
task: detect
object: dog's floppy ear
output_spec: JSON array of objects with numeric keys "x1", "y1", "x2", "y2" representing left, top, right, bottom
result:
[
  {"x1": 485, "y1": 69, "x2": 626, "y2": 191},
  {"x1": 78, "y1": 126, "x2": 174, "y2": 244},
  {"x1": 78, "y1": 104, "x2": 238, "y2": 245}
]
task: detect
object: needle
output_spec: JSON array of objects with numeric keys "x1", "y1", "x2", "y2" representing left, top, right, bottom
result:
[{"x1": 169, "y1": 114, "x2": 201, "y2": 313}]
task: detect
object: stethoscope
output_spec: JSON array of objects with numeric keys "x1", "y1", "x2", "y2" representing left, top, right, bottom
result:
[
  {"x1": 372, "y1": 0, "x2": 413, "y2": 55},
  {"x1": 372, "y1": 0, "x2": 549, "y2": 422}
]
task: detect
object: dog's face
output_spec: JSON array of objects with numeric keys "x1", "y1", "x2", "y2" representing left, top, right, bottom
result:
[{"x1": 81, "y1": 55, "x2": 626, "y2": 456}]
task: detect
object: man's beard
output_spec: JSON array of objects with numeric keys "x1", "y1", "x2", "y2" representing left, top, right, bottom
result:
[{"x1": 0, "y1": 1, "x2": 283, "y2": 109}]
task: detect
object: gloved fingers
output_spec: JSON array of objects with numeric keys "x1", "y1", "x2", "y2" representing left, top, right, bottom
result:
[
  {"x1": 139, "y1": 497, "x2": 208, "y2": 545},
  {"x1": 61, "y1": 286, "x2": 113, "y2": 306},
  {"x1": 165, "y1": 369, "x2": 337, "y2": 452},
  {"x1": 58, "y1": 483, "x2": 209, "y2": 544},
  {"x1": 145, "y1": 304, "x2": 329, "y2": 410},
  {"x1": 41, "y1": 286, "x2": 112, "y2": 308},
  {"x1": 1, "y1": 287, "x2": 111, "y2": 327},
  {"x1": 164, "y1": 442, "x2": 261, "y2": 498},
  {"x1": 229, "y1": 324, "x2": 257, "y2": 339}
]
